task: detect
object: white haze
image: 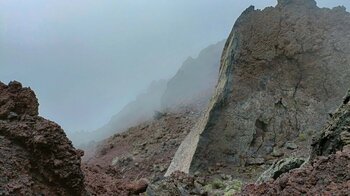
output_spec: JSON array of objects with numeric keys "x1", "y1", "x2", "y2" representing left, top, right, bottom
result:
[{"x1": 0, "y1": 0, "x2": 349, "y2": 138}]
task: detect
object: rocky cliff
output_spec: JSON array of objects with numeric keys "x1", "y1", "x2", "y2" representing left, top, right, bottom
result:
[
  {"x1": 241, "y1": 90, "x2": 350, "y2": 195},
  {"x1": 167, "y1": 0, "x2": 350, "y2": 180},
  {"x1": 0, "y1": 81, "x2": 87, "y2": 195}
]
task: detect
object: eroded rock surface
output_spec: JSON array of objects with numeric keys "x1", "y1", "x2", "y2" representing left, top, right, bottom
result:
[
  {"x1": 241, "y1": 147, "x2": 350, "y2": 195},
  {"x1": 0, "y1": 81, "x2": 87, "y2": 195},
  {"x1": 311, "y1": 90, "x2": 350, "y2": 158},
  {"x1": 241, "y1": 91, "x2": 350, "y2": 195},
  {"x1": 256, "y1": 157, "x2": 306, "y2": 183},
  {"x1": 167, "y1": 0, "x2": 350, "y2": 180}
]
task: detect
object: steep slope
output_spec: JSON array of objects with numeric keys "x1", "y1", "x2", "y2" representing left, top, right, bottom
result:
[
  {"x1": 72, "y1": 41, "x2": 225, "y2": 148},
  {"x1": 83, "y1": 110, "x2": 201, "y2": 195},
  {"x1": 167, "y1": 0, "x2": 350, "y2": 180},
  {"x1": 241, "y1": 90, "x2": 350, "y2": 195},
  {"x1": 0, "y1": 81, "x2": 87, "y2": 195},
  {"x1": 80, "y1": 41, "x2": 225, "y2": 195},
  {"x1": 161, "y1": 40, "x2": 226, "y2": 111}
]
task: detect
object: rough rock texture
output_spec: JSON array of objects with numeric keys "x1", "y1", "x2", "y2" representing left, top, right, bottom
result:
[
  {"x1": 241, "y1": 89, "x2": 350, "y2": 195},
  {"x1": 311, "y1": 90, "x2": 350, "y2": 158},
  {"x1": 146, "y1": 171, "x2": 242, "y2": 196},
  {"x1": 256, "y1": 157, "x2": 306, "y2": 183},
  {"x1": 0, "y1": 81, "x2": 38, "y2": 118},
  {"x1": 167, "y1": 0, "x2": 350, "y2": 180},
  {"x1": 241, "y1": 147, "x2": 350, "y2": 195},
  {"x1": 0, "y1": 81, "x2": 87, "y2": 195}
]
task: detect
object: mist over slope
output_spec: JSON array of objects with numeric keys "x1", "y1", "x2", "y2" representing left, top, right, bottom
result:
[
  {"x1": 162, "y1": 40, "x2": 226, "y2": 111},
  {"x1": 69, "y1": 40, "x2": 225, "y2": 147}
]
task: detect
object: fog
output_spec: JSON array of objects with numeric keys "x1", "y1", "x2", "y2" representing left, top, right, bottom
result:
[{"x1": 1, "y1": 0, "x2": 349, "y2": 137}]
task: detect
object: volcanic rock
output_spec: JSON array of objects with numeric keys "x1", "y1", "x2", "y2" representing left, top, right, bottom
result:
[
  {"x1": 256, "y1": 157, "x2": 305, "y2": 183},
  {"x1": 0, "y1": 81, "x2": 87, "y2": 195},
  {"x1": 311, "y1": 90, "x2": 350, "y2": 158},
  {"x1": 166, "y1": 0, "x2": 350, "y2": 180},
  {"x1": 83, "y1": 110, "x2": 200, "y2": 195},
  {"x1": 241, "y1": 147, "x2": 350, "y2": 195},
  {"x1": 241, "y1": 89, "x2": 350, "y2": 195}
]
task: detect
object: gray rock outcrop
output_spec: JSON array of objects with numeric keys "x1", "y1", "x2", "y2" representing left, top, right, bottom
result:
[
  {"x1": 166, "y1": 0, "x2": 350, "y2": 179},
  {"x1": 256, "y1": 157, "x2": 305, "y2": 183},
  {"x1": 311, "y1": 90, "x2": 350, "y2": 158}
]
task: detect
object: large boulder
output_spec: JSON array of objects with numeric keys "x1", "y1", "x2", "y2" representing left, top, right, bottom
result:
[
  {"x1": 0, "y1": 81, "x2": 87, "y2": 195},
  {"x1": 0, "y1": 81, "x2": 38, "y2": 119},
  {"x1": 256, "y1": 157, "x2": 306, "y2": 183},
  {"x1": 167, "y1": 0, "x2": 350, "y2": 180}
]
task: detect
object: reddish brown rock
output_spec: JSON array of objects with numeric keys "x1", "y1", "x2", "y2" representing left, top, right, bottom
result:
[
  {"x1": 0, "y1": 81, "x2": 38, "y2": 119},
  {"x1": 0, "y1": 81, "x2": 87, "y2": 195},
  {"x1": 241, "y1": 147, "x2": 350, "y2": 195},
  {"x1": 124, "y1": 179, "x2": 149, "y2": 194},
  {"x1": 82, "y1": 110, "x2": 200, "y2": 195}
]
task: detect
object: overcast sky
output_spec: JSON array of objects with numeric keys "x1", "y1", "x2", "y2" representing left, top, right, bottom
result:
[{"x1": 1, "y1": 0, "x2": 349, "y2": 134}]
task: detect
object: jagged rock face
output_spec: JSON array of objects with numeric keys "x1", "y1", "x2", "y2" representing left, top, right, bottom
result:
[
  {"x1": 0, "y1": 81, "x2": 86, "y2": 195},
  {"x1": 241, "y1": 147, "x2": 350, "y2": 195},
  {"x1": 0, "y1": 81, "x2": 38, "y2": 118},
  {"x1": 161, "y1": 40, "x2": 225, "y2": 111},
  {"x1": 241, "y1": 91, "x2": 350, "y2": 195},
  {"x1": 167, "y1": 0, "x2": 350, "y2": 178},
  {"x1": 311, "y1": 90, "x2": 350, "y2": 158}
]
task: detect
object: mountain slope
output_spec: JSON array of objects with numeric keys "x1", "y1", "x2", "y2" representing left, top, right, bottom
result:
[
  {"x1": 71, "y1": 40, "x2": 225, "y2": 147},
  {"x1": 70, "y1": 80, "x2": 167, "y2": 147},
  {"x1": 161, "y1": 40, "x2": 226, "y2": 110}
]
